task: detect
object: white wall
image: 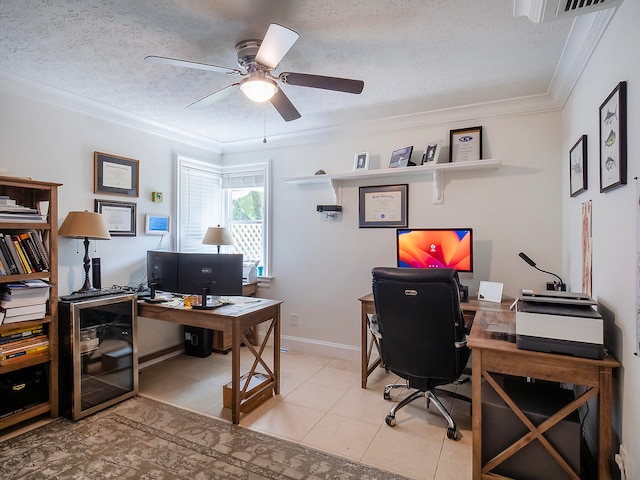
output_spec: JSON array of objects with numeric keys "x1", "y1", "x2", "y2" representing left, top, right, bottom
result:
[
  {"x1": 561, "y1": 1, "x2": 639, "y2": 478},
  {"x1": 224, "y1": 111, "x2": 564, "y2": 357},
  {"x1": 0, "y1": 82, "x2": 221, "y2": 357}
]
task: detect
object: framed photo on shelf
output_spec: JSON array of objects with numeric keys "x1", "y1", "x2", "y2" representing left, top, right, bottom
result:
[
  {"x1": 569, "y1": 135, "x2": 588, "y2": 197},
  {"x1": 599, "y1": 81, "x2": 627, "y2": 193},
  {"x1": 358, "y1": 184, "x2": 408, "y2": 228},
  {"x1": 94, "y1": 151, "x2": 140, "y2": 197},
  {"x1": 353, "y1": 151, "x2": 370, "y2": 171},
  {"x1": 388, "y1": 146, "x2": 414, "y2": 168},
  {"x1": 95, "y1": 199, "x2": 137, "y2": 236},
  {"x1": 422, "y1": 141, "x2": 442, "y2": 165},
  {"x1": 449, "y1": 126, "x2": 482, "y2": 163}
]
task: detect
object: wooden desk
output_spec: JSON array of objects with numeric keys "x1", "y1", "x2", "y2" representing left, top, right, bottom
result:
[
  {"x1": 469, "y1": 310, "x2": 620, "y2": 480},
  {"x1": 138, "y1": 298, "x2": 281, "y2": 424},
  {"x1": 358, "y1": 292, "x2": 510, "y2": 388}
]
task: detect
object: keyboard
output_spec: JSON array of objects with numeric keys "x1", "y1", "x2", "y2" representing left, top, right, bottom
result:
[{"x1": 60, "y1": 288, "x2": 127, "y2": 302}]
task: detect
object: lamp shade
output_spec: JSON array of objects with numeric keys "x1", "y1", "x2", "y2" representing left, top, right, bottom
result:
[
  {"x1": 202, "y1": 226, "x2": 233, "y2": 246},
  {"x1": 240, "y1": 76, "x2": 278, "y2": 103},
  {"x1": 59, "y1": 211, "x2": 111, "y2": 240}
]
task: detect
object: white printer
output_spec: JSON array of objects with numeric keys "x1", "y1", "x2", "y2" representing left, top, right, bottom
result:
[
  {"x1": 515, "y1": 290, "x2": 603, "y2": 359},
  {"x1": 242, "y1": 263, "x2": 257, "y2": 283}
]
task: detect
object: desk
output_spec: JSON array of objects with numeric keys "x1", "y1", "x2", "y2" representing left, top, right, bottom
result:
[
  {"x1": 469, "y1": 310, "x2": 620, "y2": 480},
  {"x1": 138, "y1": 298, "x2": 281, "y2": 424},
  {"x1": 358, "y1": 292, "x2": 510, "y2": 388}
]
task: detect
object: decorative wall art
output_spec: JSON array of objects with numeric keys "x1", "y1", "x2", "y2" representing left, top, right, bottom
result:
[
  {"x1": 599, "y1": 81, "x2": 627, "y2": 192},
  {"x1": 94, "y1": 152, "x2": 140, "y2": 197},
  {"x1": 570, "y1": 135, "x2": 588, "y2": 197}
]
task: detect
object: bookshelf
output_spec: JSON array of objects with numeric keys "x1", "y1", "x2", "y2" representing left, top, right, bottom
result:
[{"x1": 0, "y1": 175, "x2": 61, "y2": 431}]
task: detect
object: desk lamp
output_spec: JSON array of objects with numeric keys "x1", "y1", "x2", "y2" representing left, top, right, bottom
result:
[
  {"x1": 202, "y1": 225, "x2": 233, "y2": 253},
  {"x1": 518, "y1": 252, "x2": 566, "y2": 291},
  {"x1": 59, "y1": 210, "x2": 111, "y2": 292}
]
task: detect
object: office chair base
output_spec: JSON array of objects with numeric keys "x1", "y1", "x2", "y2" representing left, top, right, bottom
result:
[{"x1": 383, "y1": 384, "x2": 463, "y2": 441}]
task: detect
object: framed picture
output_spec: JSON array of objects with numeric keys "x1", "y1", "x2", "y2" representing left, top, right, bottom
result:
[
  {"x1": 422, "y1": 140, "x2": 442, "y2": 165},
  {"x1": 599, "y1": 81, "x2": 627, "y2": 192},
  {"x1": 353, "y1": 151, "x2": 370, "y2": 171},
  {"x1": 569, "y1": 135, "x2": 587, "y2": 197},
  {"x1": 95, "y1": 199, "x2": 137, "y2": 236},
  {"x1": 388, "y1": 146, "x2": 414, "y2": 168},
  {"x1": 94, "y1": 152, "x2": 140, "y2": 197},
  {"x1": 358, "y1": 184, "x2": 408, "y2": 228},
  {"x1": 449, "y1": 126, "x2": 482, "y2": 163}
]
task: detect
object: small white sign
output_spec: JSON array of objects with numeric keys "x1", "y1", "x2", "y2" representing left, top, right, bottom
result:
[{"x1": 478, "y1": 281, "x2": 504, "y2": 303}]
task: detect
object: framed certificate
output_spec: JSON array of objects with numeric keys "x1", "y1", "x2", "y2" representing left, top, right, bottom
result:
[
  {"x1": 94, "y1": 152, "x2": 140, "y2": 197},
  {"x1": 95, "y1": 199, "x2": 137, "y2": 236},
  {"x1": 358, "y1": 184, "x2": 408, "y2": 228},
  {"x1": 449, "y1": 126, "x2": 483, "y2": 163}
]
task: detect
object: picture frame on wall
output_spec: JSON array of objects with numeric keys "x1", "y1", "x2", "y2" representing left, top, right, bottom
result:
[
  {"x1": 94, "y1": 152, "x2": 140, "y2": 197},
  {"x1": 95, "y1": 199, "x2": 137, "y2": 236},
  {"x1": 599, "y1": 81, "x2": 627, "y2": 193},
  {"x1": 569, "y1": 134, "x2": 587, "y2": 197},
  {"x1": 358, "y1": 184, "x2": 408, "y2": 228},
  {"x1": 422, "y1": 141, "x2": 442, "y2": 165},
  {"x1": 449, "y1": 126, "x2": 482, "y2": 163},
  {"x1": 353, "y1": 151, "x2": 370, "y2": 171}
]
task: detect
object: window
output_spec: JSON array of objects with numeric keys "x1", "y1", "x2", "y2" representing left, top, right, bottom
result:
[{"x1": 177, "y1": 156, "x2": 270, "y2": 275}]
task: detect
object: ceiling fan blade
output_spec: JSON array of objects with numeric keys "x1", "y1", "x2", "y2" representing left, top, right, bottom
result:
[
  {"x1": 145, "y1": 55, "x2": 242, "y2": 75},
  {"x1": 187, "y1": 83, "x2": 239, "y2": 109},
  {"x1": 255, "y1": 24, "x2": 299, "y2": 70},
  {"x1": 270, "y1": 88, "x2": 301, "y2": 122},
  {"x1": 279, "y1": 72, "x2": 364, "y2": 94}
]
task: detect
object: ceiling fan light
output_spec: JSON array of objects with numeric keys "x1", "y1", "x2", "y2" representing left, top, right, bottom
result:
[{"x1": 240, "y1": 77, "x2": 278, "y2": 103}]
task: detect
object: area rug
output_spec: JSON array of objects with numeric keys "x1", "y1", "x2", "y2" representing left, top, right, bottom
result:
[{"x1": 0, "y1": 396, "x2": 408, "y2": 479}]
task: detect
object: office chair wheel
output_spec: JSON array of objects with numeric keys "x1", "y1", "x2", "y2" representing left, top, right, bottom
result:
[
  {"x1": 385, "y1": 414, "x2": 396, "y2": 427},
  {"x1": 447, "y1": 427, "x2": 461, "y2": 440}
]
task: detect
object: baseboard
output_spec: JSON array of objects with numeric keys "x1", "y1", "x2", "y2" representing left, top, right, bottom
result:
[
  {"x1": 139, "y1": 344, "x2": 183, "y2": 368},
  {"x1": 279, "y1": 334, "x2": 360, "y2": 362}
]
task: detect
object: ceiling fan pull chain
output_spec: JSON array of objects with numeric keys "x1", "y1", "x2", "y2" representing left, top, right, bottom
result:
[{"x1": 263, "y1": 104, "x2": 268, "y2": 143}]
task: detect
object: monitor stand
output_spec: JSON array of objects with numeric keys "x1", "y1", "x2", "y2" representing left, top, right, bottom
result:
[
  {"x1": 192, "y1": 287, "x2": 215, "y2": 310},
  {"x1": 459, "y1": 284, "x2": 469, "y2": 302}
]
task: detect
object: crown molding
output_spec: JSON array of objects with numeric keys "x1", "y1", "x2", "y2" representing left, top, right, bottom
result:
[{"x1": 0, "y1": 72, "x2": 224, "y2": 154}]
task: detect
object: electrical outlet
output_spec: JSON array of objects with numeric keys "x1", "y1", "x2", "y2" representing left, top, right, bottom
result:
[{"x1": 290, "y1": 313, "x2": 298, "y2": 326}]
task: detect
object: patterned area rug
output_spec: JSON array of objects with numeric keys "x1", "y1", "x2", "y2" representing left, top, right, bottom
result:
[{"x1": 1, "y1": 396, "x2": 408, "y2": 479}]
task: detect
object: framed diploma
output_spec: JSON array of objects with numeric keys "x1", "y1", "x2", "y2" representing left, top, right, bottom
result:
[
  {"x1": 449, "y1": 126, "x2": 482, "y2": 163},
  {"x1": 94, "y1": 199, "x2": 137, "y2": 236},
  {"x1": 94, "y1": 151, "x2": 140, "y2": 197},
  {"x1": 359, "y1": 184, "x2": 408, "y2": 228}
]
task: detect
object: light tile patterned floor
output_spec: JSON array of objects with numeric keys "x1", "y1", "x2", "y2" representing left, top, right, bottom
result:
[{"x1": 139, "y1": 347, "x2": 472, "y2": 480}]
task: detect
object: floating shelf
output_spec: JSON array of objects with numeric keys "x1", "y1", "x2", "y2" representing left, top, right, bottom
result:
[{"x1": 284, "y1": 158, "x2": 502, "y2": 204}]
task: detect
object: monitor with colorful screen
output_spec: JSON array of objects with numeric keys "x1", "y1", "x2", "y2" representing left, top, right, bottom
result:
[{"x1": 396, "y1": 228, "x2": 473, "y2": 273}]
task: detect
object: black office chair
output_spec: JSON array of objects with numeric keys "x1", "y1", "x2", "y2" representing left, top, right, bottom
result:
[{"x1": 371, "y1": 267, "x2": 471, "y2": 440}]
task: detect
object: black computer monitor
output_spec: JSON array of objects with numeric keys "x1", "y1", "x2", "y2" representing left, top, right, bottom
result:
[
  {"x1": 146, "y1": 250, "x2": 179, "y2": 293},
  {"x1": 177, "y1": 253, "x2": 243, "y2": 297}
]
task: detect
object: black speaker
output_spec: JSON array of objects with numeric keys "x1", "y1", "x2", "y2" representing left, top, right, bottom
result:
[{"x1": 91, "y1": 257, "x2": 101, "y2": 289}]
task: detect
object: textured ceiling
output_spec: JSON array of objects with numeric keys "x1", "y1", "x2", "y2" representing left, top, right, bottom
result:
[{"x1": 0, "y1": 0, "x2": 575, "y2": 145}]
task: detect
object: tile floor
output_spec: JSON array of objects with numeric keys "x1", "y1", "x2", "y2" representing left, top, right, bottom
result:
[{"x1": 139, "y1": 347, "x2": 473, "y2": 480}]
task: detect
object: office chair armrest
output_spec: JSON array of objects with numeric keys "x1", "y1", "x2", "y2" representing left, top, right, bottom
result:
[
  {"x1": 369, "y1": 314, "x2": 382, "y2": 339},
  {"x1": 455, "y1": 335, "x2": 467, "y2": 349}
]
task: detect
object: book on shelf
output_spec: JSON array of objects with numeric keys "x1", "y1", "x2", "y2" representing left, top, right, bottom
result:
[
  {"x1": 0, "y1": 342, "x2": 50, "y2": 365},
  {"x1": 0, "y1": 233, "x2": 21, "y2": 274},
  {"x1": 0, "y1": 334, "x2": 48, "y2": 355},
  {"x1": 0, "y1": 280, "x2": 50, "y2": 308},
  {"x1": 0, "y1": 324, "x2": 44, "y2": 344},
  {"x1": 4, "y1": 303, "x2": 46, "y2": 318},
  {"x1": 0, "y1": 198, "x2": 17, "y2": 207}
]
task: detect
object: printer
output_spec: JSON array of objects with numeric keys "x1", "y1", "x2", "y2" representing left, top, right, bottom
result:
[
  {"x1": 243, "y1": 263, "x2": 257, "y2": 283},
  {"x1": 515, "y1": 290, "x2": 603, "y2": 359}
]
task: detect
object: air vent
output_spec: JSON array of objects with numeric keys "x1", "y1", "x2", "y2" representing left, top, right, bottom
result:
[{"x1": 514, "y1": 0, "x2": 624, "y2": 23}]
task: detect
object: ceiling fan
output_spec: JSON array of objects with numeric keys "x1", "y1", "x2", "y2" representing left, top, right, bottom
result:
[{"x1": 145, "y1": 23, "x2": 364, "y2": 122}]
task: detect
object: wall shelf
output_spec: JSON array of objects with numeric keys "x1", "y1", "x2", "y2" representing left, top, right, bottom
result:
[{"x1": 284, "y1": 158, "x2": 501, "y2": 204}]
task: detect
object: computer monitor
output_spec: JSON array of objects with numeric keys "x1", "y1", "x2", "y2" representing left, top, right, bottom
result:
[
  {"x1": 177, "y1": 253, "x2": 243, "y2": 296},
  {"x1": 146, "y1": 251, "x2": 178, "y2": 293},
  {"x1": 396, "y1": 228, "x2": 473, "y2": 273}
]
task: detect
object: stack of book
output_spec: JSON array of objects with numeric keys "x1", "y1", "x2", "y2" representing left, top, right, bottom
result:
[
  {"x1": 0, "y1": 230, "x2": 50, "y2": 275},
  {"x1": 0, "y1": 195, "x2": 47, "y2": 223},
  {"x1": 0, "y1": 323, "x2": 48, "y2": 365},
  {"x1": 0, "y1": 280, "x2": 50, "y2": 325}
]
